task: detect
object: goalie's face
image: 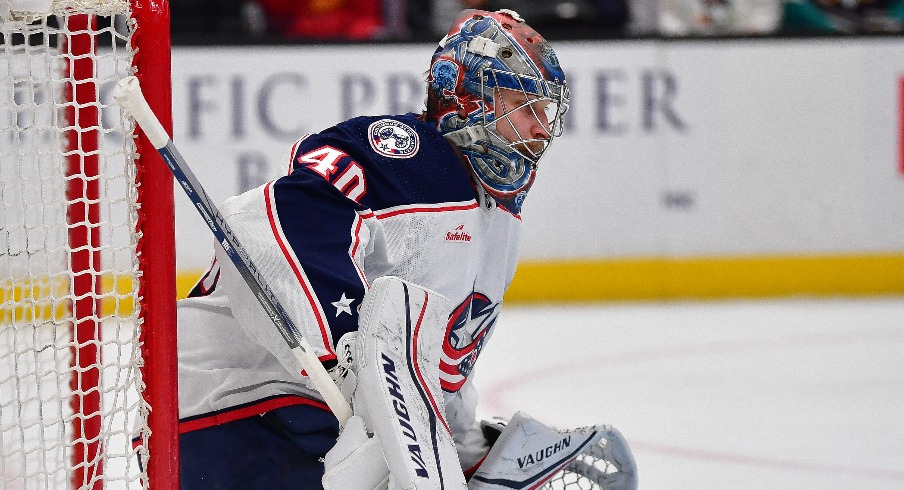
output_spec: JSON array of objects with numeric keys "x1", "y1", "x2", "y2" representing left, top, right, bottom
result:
[
  {"x1": 424, "y1": 8, "x2": 570, "y2": 213},
  {"x1": 493, "y1": 87, "x2": 554, "y2": 160}
]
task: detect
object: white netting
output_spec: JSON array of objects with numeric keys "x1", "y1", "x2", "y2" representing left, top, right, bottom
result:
[
  {"x1": 47, "y1": 0, "x2": 129, "y2": 15},
  {"x1": 1, "y1": 6, "x2": 147, "y2": 490},
  {"x1": 4, "y1": 0, "x2": 129, "y2": 22},
  {"x1": 546, "y1": 453, "x2": 623, "y2": 489}
]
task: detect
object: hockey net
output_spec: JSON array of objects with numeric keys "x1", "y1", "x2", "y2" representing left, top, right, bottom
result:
[
  {"x1": 546, "y1": 453, "x2": 624, "y2": 489},
  {"x1": 0, "y1": 1, "x2": 175, "y2": 488}
]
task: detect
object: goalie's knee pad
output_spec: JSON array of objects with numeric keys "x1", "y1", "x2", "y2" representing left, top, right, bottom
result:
[
  {"x1": 352, "y1": 276, "x2": 467, "y2": 489},
  {"x1": 469, "y1": 412, "x2": 637, "y2": 490}
]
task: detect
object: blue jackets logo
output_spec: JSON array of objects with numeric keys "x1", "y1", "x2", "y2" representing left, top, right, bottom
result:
[
  {"x1": 369, "y1": 119, "x2": 419, "y2": 158},
  {"x1": 440, "y1": 292, "x2": 498, "y2": 392}
]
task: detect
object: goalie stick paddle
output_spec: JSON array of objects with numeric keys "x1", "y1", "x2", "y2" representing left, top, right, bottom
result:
[{"x1": 114, "y1": 76, "x2": 353, "y2": 427}]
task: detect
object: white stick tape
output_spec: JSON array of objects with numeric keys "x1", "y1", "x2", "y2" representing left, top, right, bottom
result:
[{"x1": 114, "y1": 76, "x2": 170, "y2": 149}]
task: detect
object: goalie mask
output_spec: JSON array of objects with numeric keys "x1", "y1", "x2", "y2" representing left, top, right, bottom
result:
[{"x1": 426, "y1": 9, "x2": 570, "y2": 214}]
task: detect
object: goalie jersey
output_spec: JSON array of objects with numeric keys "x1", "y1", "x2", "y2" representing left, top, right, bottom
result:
[{"x1": 177, "y1": 113, "x2": 521, "y2": 471}]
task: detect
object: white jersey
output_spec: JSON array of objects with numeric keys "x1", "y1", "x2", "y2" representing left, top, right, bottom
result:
[{"x1": 178, "y1": 113, "x2": 523, "y2": 471}]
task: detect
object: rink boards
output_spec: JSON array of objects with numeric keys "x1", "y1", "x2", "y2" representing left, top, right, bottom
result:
[{"x1": 7, "y1": 38, "x2": 899, "y2": 304}]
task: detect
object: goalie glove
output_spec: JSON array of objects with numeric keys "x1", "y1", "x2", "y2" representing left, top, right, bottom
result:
[
  {"x1": 328, "y1": 331, "x2": 359, "y2": 404},
  {"x1": 562, "y1": 425, "x2": 637, "y2": 490},
  {"x1": 323, "y1": 415, "x2": 390, "y2": 490},
  {"x1": 469, "y1": 412, "x2": 637, "y2": 490}
]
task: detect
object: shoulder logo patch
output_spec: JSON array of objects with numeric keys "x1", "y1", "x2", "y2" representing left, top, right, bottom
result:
[{"x1": 368, "y1": 119, "x2": 419, "y2": 158}]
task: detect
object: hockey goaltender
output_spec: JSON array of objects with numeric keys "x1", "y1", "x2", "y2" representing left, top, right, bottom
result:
[{"x1": 174, "y1": 8, "x2": 637, "y2": 490}]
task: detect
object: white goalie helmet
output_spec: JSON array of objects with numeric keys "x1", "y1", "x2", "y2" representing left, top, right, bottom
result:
[{"x1": 425, "y1": 9, "x2": 570, "y2": 214}]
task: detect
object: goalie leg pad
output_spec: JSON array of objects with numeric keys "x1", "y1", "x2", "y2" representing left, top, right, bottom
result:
[
  {"x1": 469, "y1": 412, "x2": 636, "y2": 490},
  {"x1": 353, "y1": 276, "x2": 467, "y2": 490}
]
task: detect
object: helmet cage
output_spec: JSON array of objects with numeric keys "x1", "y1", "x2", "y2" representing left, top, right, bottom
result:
[
  {"x1": 479, "y1": 67, "x2": 569, "y2": 164},
  {"x1": 426, "y1": 9, "x2": 570, "y2": 212}
]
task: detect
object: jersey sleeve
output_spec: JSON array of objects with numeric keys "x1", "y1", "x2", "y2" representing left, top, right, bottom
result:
[{"x1": 213, "y1": 132, "x2": 373, "y2": 380}]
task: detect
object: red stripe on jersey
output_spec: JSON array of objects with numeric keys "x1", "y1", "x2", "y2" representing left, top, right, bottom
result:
[
  {"x1": 264, "y1": 182, "x2": 335, "y2": 358},
  {"x1": 349, "y1": 213, "x2": 369, "y2": 288},
  {"x1": 178, "y1": 396, "x2": 330, "y2": 434},
  {"x1": 376, "y1": 201, "x2": 479, "y2": 219},
  {"x1": 411, "y1": 294, "x2": 452, "y2": 436}
]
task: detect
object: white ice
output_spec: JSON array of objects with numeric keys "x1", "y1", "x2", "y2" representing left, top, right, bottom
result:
[
  {"x1": 473, "y1": 296, "x2": 904, "y2": 489},
  {"x1": 8, "y1": 297, "x2": 900, "y2": 489}
]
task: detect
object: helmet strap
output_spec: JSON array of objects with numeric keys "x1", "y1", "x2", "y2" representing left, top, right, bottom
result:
[
  {"x1": 466, "y1": 36, "x2": 501, "y2": 57},
  {"x1": 444, "y1": 125, "x2": 488, "y2": 147}
]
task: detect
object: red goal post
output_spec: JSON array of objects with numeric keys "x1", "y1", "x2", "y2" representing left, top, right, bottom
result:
[{"x1": 0, "y1": 1, "x2": 177, "y2": 488}]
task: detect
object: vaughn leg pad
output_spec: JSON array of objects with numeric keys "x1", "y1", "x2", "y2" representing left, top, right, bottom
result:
[{"x1": 354, "y1": 276, "x2": 466, "y2": 490}]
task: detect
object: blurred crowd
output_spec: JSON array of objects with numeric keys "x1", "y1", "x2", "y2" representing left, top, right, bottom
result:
[{"x1": 170, "y1": 0, "x2": 904, "y2": 40}]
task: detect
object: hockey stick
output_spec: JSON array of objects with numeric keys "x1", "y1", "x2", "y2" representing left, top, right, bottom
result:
[{"x1": 114, "y1": 76, "x2": 353, "y2": 427}]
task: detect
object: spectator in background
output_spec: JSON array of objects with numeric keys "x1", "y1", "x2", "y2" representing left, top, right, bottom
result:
[
  {"x1": 432, "y1": 0, "x2": 495, "y2": 37},
  {"x1": 170, "y1": 0, "x2": 263, "y2": 37},
  {"x1": 626, "y1": 0, "x2": 659, "y2": 33},
  {"x1": 657, "y1": 0, "x2": 783, "y2": 35},
  {"x1": 175, "y1": 0, "x2": 904, "y2": 40},
  {"x1": 405, "y1": 0, "x2": 435, "y2": 39},
  {"x1": 432, "y1": 0, "x2": 628, "y2": 38},
  {"x1": 255, "y1": 0, "x2": 383, "y2": 40},
  {"x1": 637, "y1": 0, "x2": 903, "y2": 35},
  {"x1": 781, "y1": 0, "x2": 904, "y2": 33}
]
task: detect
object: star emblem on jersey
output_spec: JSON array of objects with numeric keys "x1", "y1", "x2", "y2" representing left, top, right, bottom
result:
[
  {"x1": 368, "y1": 119, "x2": 419, "y2": 158},
  {"x1": 331, "y1": 293, "x2": 354, "y2": 317}
]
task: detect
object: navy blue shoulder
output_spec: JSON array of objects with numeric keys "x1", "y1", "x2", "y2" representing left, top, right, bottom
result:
[{"x1": 285, "y1": 114, "x2": 476, "y2": 211}]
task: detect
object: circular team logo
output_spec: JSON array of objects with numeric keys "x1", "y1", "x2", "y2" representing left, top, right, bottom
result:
[
  {"x1": 368, "y1": 119, "x2": 419, "y2": 159},
  {"x1": 431, "y1": 58, "x2": 460, "y2": 94}
]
